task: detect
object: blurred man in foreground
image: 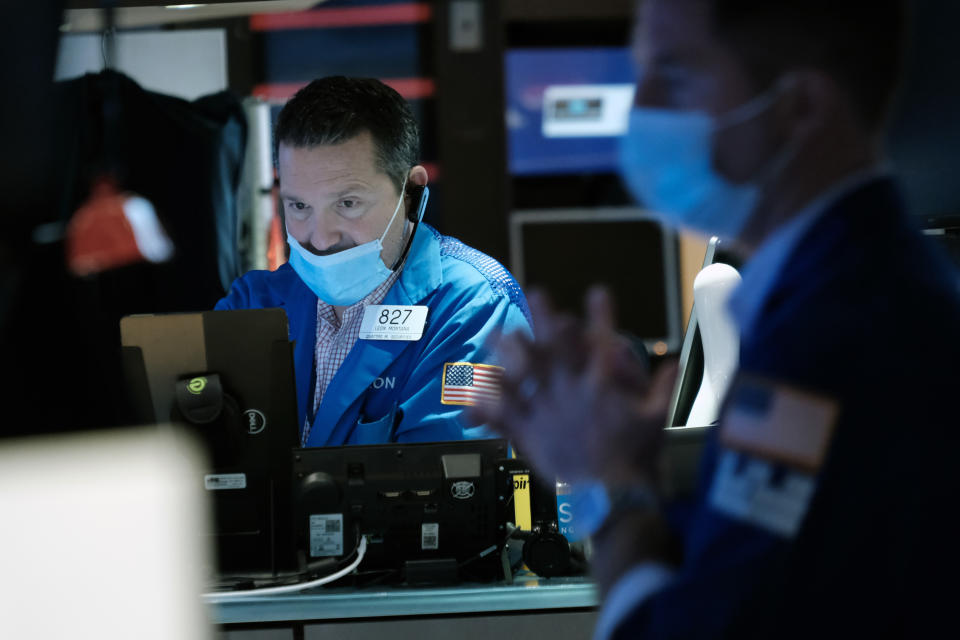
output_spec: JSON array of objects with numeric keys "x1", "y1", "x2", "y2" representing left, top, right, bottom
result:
[{"x1": 478, "y1": 1, "x2": 960, "y2": 637}]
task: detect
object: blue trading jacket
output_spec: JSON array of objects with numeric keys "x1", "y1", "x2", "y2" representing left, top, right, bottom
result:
[
  {"x1": 216, "y1": 223, "x2": 531, "y2": 447},
  {"x1": 613, "y1": 178, "x2": 960, "y2": 638}
]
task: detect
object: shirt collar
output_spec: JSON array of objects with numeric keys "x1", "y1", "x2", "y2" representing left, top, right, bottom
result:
[
  {"x1": 316, "y1": 262, "x2": 404, "y2": 330},
  {"x1": 728, "y1": 164, "x2": 891, "y2": 339}
]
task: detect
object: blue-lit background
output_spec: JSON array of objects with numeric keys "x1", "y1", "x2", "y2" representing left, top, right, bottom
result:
[{"x1": 505, "y1": 47, "x2": 633, "y2": 176}]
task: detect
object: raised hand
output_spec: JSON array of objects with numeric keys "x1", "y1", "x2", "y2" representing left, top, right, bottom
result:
[{"x1": 475, "y1": 286, "x2": 678, "y2": 487}]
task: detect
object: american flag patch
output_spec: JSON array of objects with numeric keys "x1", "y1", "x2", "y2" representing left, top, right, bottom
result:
[{"x1": 440, "y1": 362, "x2": 504, "y2": 406}]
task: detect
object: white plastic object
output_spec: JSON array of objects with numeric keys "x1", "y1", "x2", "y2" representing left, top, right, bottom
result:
[
  {"x1": 123, "y1": 195, "x2": 174, "y2": 262},
  {"x1": 687, "y1": 263, "x2": 742, "y2": 426}
]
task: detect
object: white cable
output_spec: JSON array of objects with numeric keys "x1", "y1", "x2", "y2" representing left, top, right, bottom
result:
[{"x1": 202, "y1": 536, "x2": 368, "y2": 599}]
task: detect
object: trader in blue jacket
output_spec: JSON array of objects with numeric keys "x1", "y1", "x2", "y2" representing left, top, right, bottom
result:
[
  {"x1": 479, "y1": 0, "x2": 960, "y2": 637},
  {"x1": 217, "y1": 76, "x2": 531, "y2": 447}
]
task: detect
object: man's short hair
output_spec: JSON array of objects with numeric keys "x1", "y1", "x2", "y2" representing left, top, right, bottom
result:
[
  {"x1": 706, "y1": 0, "x2": 908, "y2": 131},
  {"x1": 274, "y1": 76, "x2": 420, "y2": 192}
]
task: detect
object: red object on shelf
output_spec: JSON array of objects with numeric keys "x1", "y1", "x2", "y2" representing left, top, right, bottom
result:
[
  {"x1": 66, "y1": 179, "x2": 142, "y2": 277},
  {"x1": 252, "y1": 77, "x2": 436, "y2": 103},
  {"x1": 65, "y1": 177, "x2": 173, "y2": 277},
  {"x1": 251, "y1": 3, "x2": 431, "y2": 31}
]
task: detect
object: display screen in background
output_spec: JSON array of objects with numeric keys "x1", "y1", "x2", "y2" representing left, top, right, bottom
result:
[
  {"x1": 505, "y1": 47, "x2": 634, "y2": 176},
  {"x1": 518, "y1": 219, "x2": 673, "y2": 349}
]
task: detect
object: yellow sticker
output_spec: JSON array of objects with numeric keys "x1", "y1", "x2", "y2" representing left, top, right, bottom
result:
[{"x1": 512, "y1": 473, "x2": 532, "y2": 531}]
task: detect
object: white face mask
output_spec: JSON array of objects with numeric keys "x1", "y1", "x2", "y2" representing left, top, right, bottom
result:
[
  {"x1": 618, "y1": 83, "x2": 795, "y2": 240},
  {"x1": 286, "y1": 175, "x2": 409, "y2": 306}
]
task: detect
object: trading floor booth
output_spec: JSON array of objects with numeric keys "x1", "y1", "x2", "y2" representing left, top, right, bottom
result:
[
  {"x1": 131, "y1": 303, "x2": 720, "y2": 640},
  {"x1": 117, "y1": 308, "x2": 601, "y2": 640}
]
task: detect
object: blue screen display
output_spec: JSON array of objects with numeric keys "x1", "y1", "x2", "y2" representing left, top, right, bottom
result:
[{"x1": 505, "y1": 48, "x2": 634, "y2": 176}]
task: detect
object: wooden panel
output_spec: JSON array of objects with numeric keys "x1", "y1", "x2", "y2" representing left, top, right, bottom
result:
[{"x1": 678, "y1": 231, "x2": 709, "y2": 330}]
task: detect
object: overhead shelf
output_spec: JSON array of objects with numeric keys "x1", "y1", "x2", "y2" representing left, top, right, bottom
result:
[
  {"x1": 502, "y1": 0, "x2": 633, "y2": 22},
  {"x1": 252, "y1": 76, "x2": 435, "y2": 102},
  {"x1": 251, "y1": 2, "x2": 431, "y2": 30}
]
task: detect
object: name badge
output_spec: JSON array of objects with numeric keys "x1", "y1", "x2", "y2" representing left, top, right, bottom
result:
[{"x1": 359, "y1": 305, "x2": 428, "y2": 341}]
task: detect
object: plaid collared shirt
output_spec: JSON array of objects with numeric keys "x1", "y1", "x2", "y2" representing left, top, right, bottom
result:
[{"x1": 303, "y1": 267, "x2": 403, "y2": 445}]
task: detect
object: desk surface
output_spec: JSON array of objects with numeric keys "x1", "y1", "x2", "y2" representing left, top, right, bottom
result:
[{"x1": 209, "y1": 576, "x2": 599, "y2": 625}]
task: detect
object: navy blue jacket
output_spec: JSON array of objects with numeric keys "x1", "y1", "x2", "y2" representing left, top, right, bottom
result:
[{"x1": 613, "y1": 178, "x2": 960, "y2": 638}]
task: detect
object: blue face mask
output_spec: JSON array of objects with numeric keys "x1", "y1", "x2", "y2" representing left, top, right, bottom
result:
[
  {"x1": 286, "y1": 176, "x2": 410, "y2": 306},
  {"x1": 618, "y1": 86, "x2": 788, "y2": 240}
]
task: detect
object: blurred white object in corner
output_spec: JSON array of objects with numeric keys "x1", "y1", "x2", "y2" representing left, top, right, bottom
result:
[
  {"x1": 687, "y1": 262, "x2": 742, "y2": 426},
  {"x1": 0, "y1": 427, "x2": 213, "y2": 639}
]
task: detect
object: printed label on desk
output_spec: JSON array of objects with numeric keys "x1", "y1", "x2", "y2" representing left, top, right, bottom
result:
[
  {"x1": 421, "y1": 522, "x2": 439, "y2": 550},
  {"x1": 359, "y1": 305, "x2": 428, "y2": 341},
  {"x1": 512, "y1": 473, "x2": 532, "y2": 531},
  {"x1": 204, "y1": 473, "x2": 246, "y2": 490},
  {"x1": 309, "y1": 513, "x2": 344, "y2": 557}
]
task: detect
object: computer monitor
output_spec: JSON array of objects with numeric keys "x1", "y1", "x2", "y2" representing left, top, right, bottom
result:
[
  {"x1": 292, "y1": 439, "x2": 510, "y2": 585},
  {"x1": 505, "y1": 47, "x2": 634, "y2": 176},
  {"x1": 119, "y1": 308, "x2": 300, "y2": 578},
  {"x1": 509, "y1": 207, "x2": 683, "y2": 356},
  {"x1": 886, "y1": 1, "x2": 960, "y2": 226},
  {"x1": 922, "y1": 225, "x2": 960, "y2": 272}
]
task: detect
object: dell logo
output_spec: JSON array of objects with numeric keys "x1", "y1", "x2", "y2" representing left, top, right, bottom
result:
[{"x1": 245, "y1": 409, "x2": 266, "y2": 435}]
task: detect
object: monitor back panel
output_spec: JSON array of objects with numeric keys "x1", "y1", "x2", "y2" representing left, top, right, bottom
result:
[
  {"x1": 293, "y1": 439, "x2": 510, "y2": 583},
  {"x1": 120, "y1": 308, "x2": 299, "y2": 576}
]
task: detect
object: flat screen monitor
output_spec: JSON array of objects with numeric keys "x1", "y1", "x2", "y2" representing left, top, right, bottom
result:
[
  {"x1": 119, "y1": 308, "x2": 300, "y2": 578},
  {"x1": 922, "y1": 226, "x2": 960, "y2": 273},
  {"x1": 886, "y1": 1, "x2": 960, "y2": 225},
  {"x1": 509, "y1": 207, "x2": 683, "y2": 356},
  {"x1": 293, "y1": 439, "x2": 510, "y2": 585},
  {"x1": 505, "y1": 47, "x2": 634, "y2": 176}
]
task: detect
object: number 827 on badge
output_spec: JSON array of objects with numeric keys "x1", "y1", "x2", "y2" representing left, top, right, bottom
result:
[{"x1": 359, "y1": 305, "x2": 429, "y2": 341}]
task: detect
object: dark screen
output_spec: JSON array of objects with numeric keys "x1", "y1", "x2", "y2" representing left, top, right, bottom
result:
[
  {"x1": 521, "y1": 219, "x2": 670, "y2": 341},
  {"x1": 926, "y1": 230, "x2": 960, "y2": 271}
]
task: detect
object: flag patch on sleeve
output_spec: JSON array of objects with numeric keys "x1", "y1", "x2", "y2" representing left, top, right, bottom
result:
[
  {"x1": 707, "y1": 375, "x2": 840, "y2": 538},
  {"x1": 720, "y1": 376, "x2": 839, "y2": 473},
  {"x1": 441, "y1": 362, "x2": 504, "y2": 406}
]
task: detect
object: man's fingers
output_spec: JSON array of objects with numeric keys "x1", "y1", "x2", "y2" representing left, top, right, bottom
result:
[
  {"x1": 497, "y1": 330, "x2": 534, "y2": 384},
  {"x1": 468, "y1": 394, "x2": 524, "y2": 441},
  {"x1": 636, "y1": 359, "x2": 680, "y2": 419},
  {"x1": 610, "y1": 340, "x2": 652, "y2": 391},
  {"x1": 527, "y1": 288, "x2": 557, "y2": 342},
  {"x1": 583, "y1": 285, "x2": 652, "y2": 392},
  {"x1": 467, "y1": 392, "x2": 499, "y2": 424},
  {"x1": 586, "y1": 285, "x2": 617, "y2": 336},
  {"x1": 651, "y1": 358, "x2": 680, "y2": 398},
  {"x1": 526, "y1": 289, "x2": 591, "y2": 375}
]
